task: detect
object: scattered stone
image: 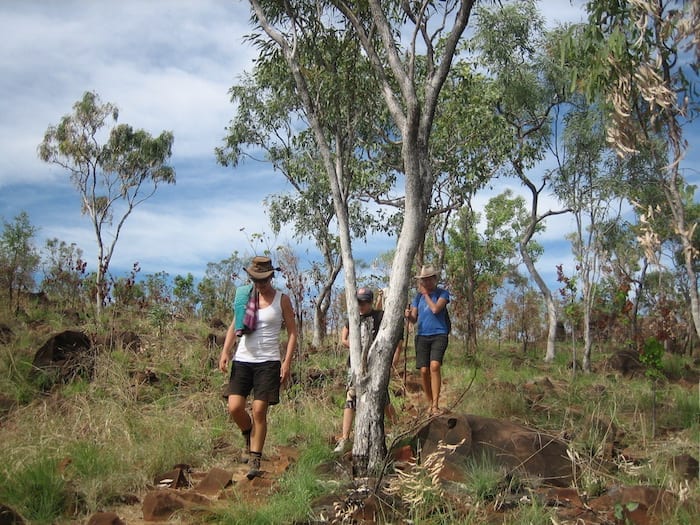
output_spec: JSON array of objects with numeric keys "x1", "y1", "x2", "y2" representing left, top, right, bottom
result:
[
  {"x1": 590, "y1": 485, "x2": 678, "y2": 524},
  {"x1": 195, "y1": 468, "x2": 232, "y2": 495},
  {"x1": 0, "y1": 323, "x2": 13, "y2": 344},
  {"x1": 0, "y1": 503, "x2": 24, "y2": 524},
  {"x1": 668, "y1": 454, "x2": 699, "y2": 481},
  {"x1": 141, "y1": 489, "x2": 210, "y2": 521},
  {"x1": 154, "y1": 466, "x2": 189, "y2": 489},
  {"x1": 86, "y1": 511, "x2": 125, "y2": 525}
]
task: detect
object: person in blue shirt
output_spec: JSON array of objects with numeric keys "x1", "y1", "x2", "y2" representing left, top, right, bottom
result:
[{"x1": 404, "y1": 266, "x2": 450, "y2": 416}]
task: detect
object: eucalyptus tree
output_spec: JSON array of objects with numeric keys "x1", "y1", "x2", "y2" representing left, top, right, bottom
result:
[
  {"x1": 38, "y1": 91, "x2": 175, "y2": 313},
  {"x1": 0, "y1": 212, "x2": 40, "y2": 312},
  {"x1": 420, "y1": 62, "x2": 512, "y2": 343},
  {"x1": 554, "y1": 106, "x2": 624, "y2": 372},
  {"x1": 471, "y1": 0, "x2": 572, "y2": 362},
  {"x1": 41, "y1": 238, "x2": 87, "y2": 310},
  {"x1": 568, "y1": 0, "x2": 700, "y2": 339},
  {"x1": 218, "y1": 25, "x2": 391, "y2": 348},
  {"x1": 445, "y1": 190, "x2": 533, "y2": 343},
  {"x1": 242, "y1": 0, "x2": 476, "y2": 476},
  {"x1": 197, "y1": 252, "x2": 246, "y2": 321},
  {"x1": 596, "y1": 218, "x2": 646, "y2": 343}
]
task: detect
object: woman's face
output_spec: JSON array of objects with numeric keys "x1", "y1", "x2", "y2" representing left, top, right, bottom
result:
[
  {"x1": 253, "y1": 276, "x2": 272, "y2": 292},
  {"x1": 419, "y1": 275, "x2": 437, "y2": 292}
]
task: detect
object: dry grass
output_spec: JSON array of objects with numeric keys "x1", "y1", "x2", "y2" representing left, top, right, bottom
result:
[{"x1": 0, "y1": 308, "x2": 698, "y2": 523}]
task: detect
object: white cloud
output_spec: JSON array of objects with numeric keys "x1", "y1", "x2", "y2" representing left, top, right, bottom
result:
[
  {"x1": 0, "y1": 0, "x2": 254, "y2": 187},
  {"x1": 0, "y1": 0, "x2": 695, "y2": 299}
]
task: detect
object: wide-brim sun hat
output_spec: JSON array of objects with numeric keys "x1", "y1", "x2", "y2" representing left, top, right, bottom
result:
[
  {"x1": 244, "y1": 256, "x2": 277, "y2": 280},
  {"x1": 415, "y1": 265, "x2": 438, "y2": 279}
]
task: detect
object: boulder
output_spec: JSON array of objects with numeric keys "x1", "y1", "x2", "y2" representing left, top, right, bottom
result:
[
  {"x1": 31, "y1": 330, "x2": 93, "y2": 384},
  {"x1": 606, "y1": 349, "x2": 644, "y2": 377},
  {"x1": 414, "y1": 414, "x2": 573, "y2": 487}
]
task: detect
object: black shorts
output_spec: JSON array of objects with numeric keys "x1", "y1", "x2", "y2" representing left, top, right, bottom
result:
[
  {"x1": 415, "y1": 334, "x2": 448, "y2": 369},
  {"x1": 224, "y1": 360, "x2": 281, "y2": 405}
]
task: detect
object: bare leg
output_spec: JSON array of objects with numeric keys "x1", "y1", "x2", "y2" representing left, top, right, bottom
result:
[
  {"x1": 340, "y1": 407, "x2": 354, "y2": 440},
  {"x1": 227, "y1": 394, "x2": 252, "y2": 431},
  {"x1": 249, "y1": 399, "x2": 269, "y2": 454},
  {"x1": 420, "y1": 366, "x2": 433, "y2": 408},
  {"x1": 384, "y1": 401, "x2": 397, "y2": 424},
  {"x1": 430, "y1": 361, "x2": 442, "y2": 413}
]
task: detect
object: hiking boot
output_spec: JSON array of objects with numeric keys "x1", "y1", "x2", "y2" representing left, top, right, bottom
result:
[
  {"x1": 246, "y1": 455, "x2": 262, "y2": 480},
  {"x1": 333, "y1": 438, "x2": 349, "y2": 453}
]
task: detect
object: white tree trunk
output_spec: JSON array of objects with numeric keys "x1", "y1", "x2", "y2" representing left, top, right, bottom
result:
[{"x1": 520, "y1": 243, "x2": 557, "y2": 362}]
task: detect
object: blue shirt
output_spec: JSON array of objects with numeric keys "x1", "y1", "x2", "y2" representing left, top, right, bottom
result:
[{"x1": 412, "y1": 288, "x2": 450, "y2": 336}]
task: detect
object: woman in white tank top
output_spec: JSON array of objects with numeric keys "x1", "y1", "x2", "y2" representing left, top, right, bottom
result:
[
  {"x1": 218, "y1": 256, "x2": 297, "y2": 480},
  {"x1": 236, "y1": 291, "x2": 283, "y2": 363}
]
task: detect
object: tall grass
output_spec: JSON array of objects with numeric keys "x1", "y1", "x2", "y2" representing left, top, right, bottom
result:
[{"x1": 0, "y1": 455, "x2": 69, "y2": 524}]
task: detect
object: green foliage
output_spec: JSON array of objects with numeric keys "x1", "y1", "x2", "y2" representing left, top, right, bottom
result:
[
  {"x1": 0, "y1": 211, "x2": 41, "y2": 311},
  {"x1": 41, "y1": 237, "x2": 87, "y2": 308},
  {"x1": 0, "y1": 455, "x2": 68, "y2": 524},
  {"x1": 198, "y1": 252, "x2": 245, "y2": 321},
  {"x1": 614, "y1": 501, "x2": 639, "y2": 521},
  {"x1": 661, "y1": 388, "x2": 700, "y2": 430},
  {"x1": 148, "y1": 304, "x2": 171, "y2": 339},
  {"x1": 64, "y1": 441, "x2": 121, "y2": 511},
  {"x1": 640, "y1": 336, "x2": 664, "y2": 381},
  {"x1": 462, "y1": 452, "x2": 507, "y2": 502}
]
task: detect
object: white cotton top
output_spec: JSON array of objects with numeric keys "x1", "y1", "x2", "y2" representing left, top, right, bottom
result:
[{"x1": 235, "y1": 291, "x2": 283, "y2": 363}]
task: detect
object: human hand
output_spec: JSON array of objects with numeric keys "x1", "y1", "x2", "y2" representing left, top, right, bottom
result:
[
  {"x1": 280, "y1": 361, "x2": 291, "y2": 386},
  {"x1": 218, "y1": 351, "x2": 230, "y2": 373}
]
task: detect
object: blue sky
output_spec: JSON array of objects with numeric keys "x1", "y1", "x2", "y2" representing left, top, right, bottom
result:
[{"x1": 0, "y1": 1, "x2": 696, "y2": 293}]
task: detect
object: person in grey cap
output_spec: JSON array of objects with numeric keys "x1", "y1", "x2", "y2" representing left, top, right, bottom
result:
[
  {"x1": 219, "y1": 256, "x2": 297, "y2": 479},
  {"x1": 334, "y1": 287, "x2": 401, "y2": 453}
]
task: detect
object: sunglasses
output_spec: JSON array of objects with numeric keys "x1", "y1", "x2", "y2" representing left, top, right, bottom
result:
[{"x1": 252, "y1": 277, "x2": 271, "y2": 284}]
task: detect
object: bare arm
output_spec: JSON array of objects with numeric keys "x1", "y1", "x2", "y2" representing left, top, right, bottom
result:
[
  {"x1": 341, "y1": 325, "x2": 350, "y2": 348},
  {"x1": 218, "y1": 321, "x2": 237, "y2": 373},
  {"x1": 392, "y1": 339, "x2": 404, "y2": 367},
  {"x1": 280, "y1": 294, "x2": 297, "y2": 384},
  {"x1": 404, "y1": 305, "x2": 418, "y2": 324},
  {"x1": 422, "y1": 293, "x2": 448, "y2": 315}
]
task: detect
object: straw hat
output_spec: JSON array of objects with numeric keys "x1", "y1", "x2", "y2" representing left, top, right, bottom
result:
[{"x1": 415, "y1": 265, "x2": 438, "y2": 279}]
